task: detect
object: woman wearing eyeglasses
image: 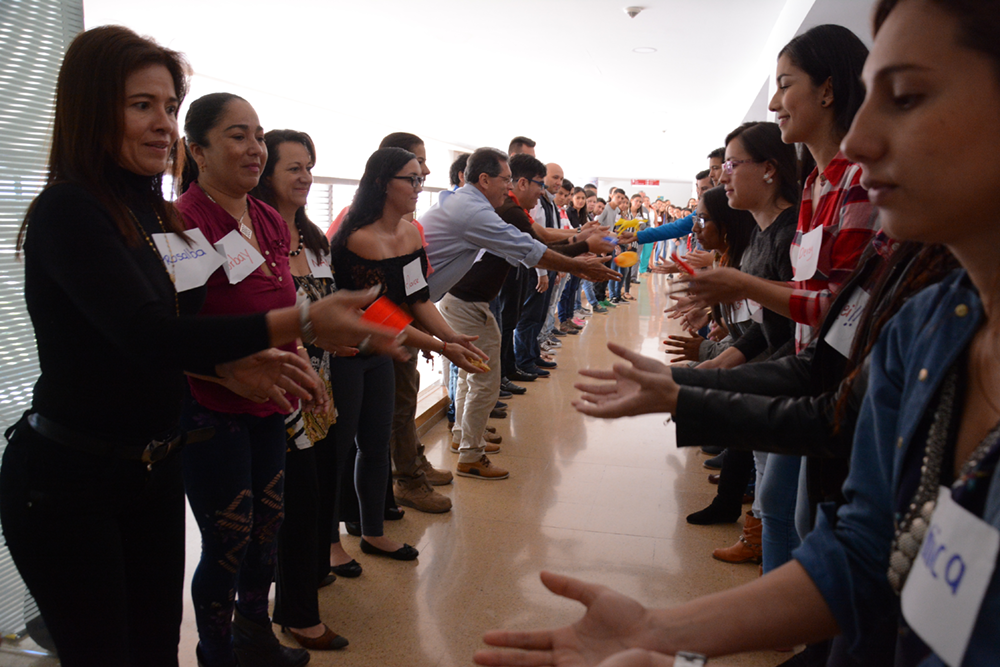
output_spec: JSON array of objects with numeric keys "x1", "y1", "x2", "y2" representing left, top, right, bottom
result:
[
  {"x1": 685, "y1": 25, "x2": 875, "y2": 357},
  {"x1": 675, "y1": 121, "x2": 801, "y2": 573},
  {"x1": 328, "y1": 147, "x2": 486, "y2": 564}
]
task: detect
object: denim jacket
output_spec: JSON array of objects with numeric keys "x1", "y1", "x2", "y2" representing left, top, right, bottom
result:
[{"x1": 794, "y1": 269, "x2": 1000, "y2": 666}]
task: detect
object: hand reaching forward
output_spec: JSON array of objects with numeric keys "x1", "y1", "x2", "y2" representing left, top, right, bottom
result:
[
  {"x1": 474, "y1": 572, "x2": 660, "y2": 667},
  {"x1": 309, "y1": 287, "x2": 409, "y2": 361},
  {"x1": 444, "y1": 338, "x2": 491, "y2": 374},
  {"x1": 572, "y1": 342, "x2": 680, "y2": 418},
  {"x1": 216, "y1": 348, "x2": 318, "y2": 413},
  {"x1": 663, "y1": 334, "x2": 704, "y2": 363}
]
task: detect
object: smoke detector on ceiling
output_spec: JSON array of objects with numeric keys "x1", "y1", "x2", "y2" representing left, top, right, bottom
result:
[{"x1": 624, "y1": 6, "x2": 644, "y2": 19}]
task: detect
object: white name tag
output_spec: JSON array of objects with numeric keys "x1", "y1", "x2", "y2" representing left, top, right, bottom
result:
[
  {"x1": 306, "y1": 249, "x2": 333, "y2": 280},
  {"x1": 151, "y1": 229, "x2": 223, "y2": 292},
  {"x1": 901, "y1": 486, "x2": 999, "y2": 667},
  {"x1": 213, "y1": 230, "x2": 265, "y2": 285},
  {"x1": 823, "y1": 288, "x2": 870, "y2": 358},
  {"x1": 733, "y1": 299, "x2": 753, "y2": 324},
  {"x1": 748, "y1": 299, "x2": 764, "y2": 323},
  {"x1": 792, "y1": 225, "x2": 824, "y2": 282},
  {"x1": 402, "y1": 257, "x2": 427, "y2": 296}
]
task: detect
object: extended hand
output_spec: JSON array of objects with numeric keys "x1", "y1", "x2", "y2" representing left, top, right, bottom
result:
[
  {"x1": 574, "y1": 255, "x2": 622, "y2": 283},
  {"x1": 445, "y1": 341, "x2": 491, "y2": 374},
  {"x1": 572, "y1": 342, "x2": 679, "y2": 418},
  {"x1": 663, "y1": 334, "x2": 704, "y2": 363},
  {"x1": 216, "y1": 348, "x2": 317, "y2": 413},
  {"x1": 685, "y1": 267, "x2": 747, "y2": 308},
  {"x1": 684, "y1": 250, "x2": 716, "y2": 270},
  {"x1": 475, "y1": 571, "x2": 659, "y2": 667},
  {"x1": 537, "y1": 274, "x2": 550, "y2": 293},
  {"x1": 310, "y1": 287, "x2": 409, "y2": 361}
]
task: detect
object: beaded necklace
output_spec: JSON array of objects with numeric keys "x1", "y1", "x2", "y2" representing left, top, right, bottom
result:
[
  {"x1": 288, "y1": 220, "x2": 305, "y2": 257},
  {"x1": 888, "y1": 367, "x2": 1000, "y2": 593},
  {"x1": 128, "y1": 208, "x2": 179, "y2": 316}
]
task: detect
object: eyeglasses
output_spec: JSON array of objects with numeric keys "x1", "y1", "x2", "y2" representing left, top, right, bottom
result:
[
  {"x1": 494, "y1": 174, "x2": 513, "y2": 186},
  {"x1": 695, "y1": 216, "x2": 710, "y2": 229},
  {"x1": 722, "y1": 159, "x2": 757, "y2": 175},
  {"x1": 530, "y1": 178, "x2": 545, "y2": 188},
  {"x1": 392, "y1": 175, "x2": 425, "y2": 189}
]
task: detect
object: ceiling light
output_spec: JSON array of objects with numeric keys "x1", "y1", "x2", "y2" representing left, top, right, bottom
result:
[
  {"x1": 624, "y1": 6, "x2": 644, "y2": 18},
  {"x1": 633, "y1": 47, "x2": 657, "y2": 54}
]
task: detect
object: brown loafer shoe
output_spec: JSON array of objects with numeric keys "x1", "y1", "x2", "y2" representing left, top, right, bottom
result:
[
  {"x1": 281, "y1": 624, "x2": 349, "y2": 651},
  {"x1": 483, "y1": 431, "x2": 502, "y2": 444}
]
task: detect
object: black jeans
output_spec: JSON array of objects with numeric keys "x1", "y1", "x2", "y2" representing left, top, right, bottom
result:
[
  {"x1": 0, "y1": 417, "x2": 185, "y2": 667},
  {"x1": 498, "y1": 266, "x2": 528, "y2": 378},
  {"x1": 273, "y1": 444, "x2": 322, "y2": 629},
  {"x1": 180, "y1": 398, "x2": 286, "y2": 667},
  {"x1": 329, "y1": 354, "x2": 394, "y2": 540}
]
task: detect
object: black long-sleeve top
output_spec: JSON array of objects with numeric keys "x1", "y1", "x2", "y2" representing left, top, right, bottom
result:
[{"x1": 23, "y1": 177, "x2": 270, "y2": 445}]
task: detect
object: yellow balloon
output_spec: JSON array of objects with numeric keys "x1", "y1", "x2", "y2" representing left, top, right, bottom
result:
[{"x1": 615, "y1": 251, "x2": 638, "y2": 268}]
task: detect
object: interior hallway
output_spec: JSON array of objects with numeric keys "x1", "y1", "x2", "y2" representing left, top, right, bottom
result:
[
  {"x1": 268, "y1": 272, "x2": 783, "y2": 667},
  {"x1": 1, "y1": 273, "x2": 786, "y2": 667}
]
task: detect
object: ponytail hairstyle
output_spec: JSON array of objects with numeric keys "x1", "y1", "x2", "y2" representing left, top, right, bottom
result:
[
  {"x1": 251, "y1": 129, "x2": 329, "y2": 256},
  {"x1": 180, "y1": 92, "x2": 244, "y2": 193},
  {"x1": 724, "y1": 121, "x2": 800, "y2": 207},
  {"x1": 331, "y1": 147, "x2": 416, "y2": 249},
  {"x1": 778, "y1": 24, "x2": 869, "y2": 183}
]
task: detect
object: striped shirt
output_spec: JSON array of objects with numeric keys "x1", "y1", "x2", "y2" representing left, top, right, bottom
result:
[{"x1": 789, "y1": 152, "x2": 878, "y2": 351}]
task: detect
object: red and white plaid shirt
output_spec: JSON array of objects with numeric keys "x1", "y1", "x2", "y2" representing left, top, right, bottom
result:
[{"x1": 789, "y1": 152, "x2": 878, "y2": 351}]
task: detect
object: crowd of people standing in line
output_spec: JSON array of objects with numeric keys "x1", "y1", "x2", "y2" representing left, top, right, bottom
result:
[{"x1": 4, "y1": 1, "x2": 1000, "y2": 666}]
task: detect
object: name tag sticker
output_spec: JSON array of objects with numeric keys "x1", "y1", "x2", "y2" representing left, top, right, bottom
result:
[
  {"x1": 748, "y1": 299, "x2": 764, "y2": 323},
  {"x1": 733, "y1": 299, "x2": 753, "y2": 323},
  {"x1": 151, "y1": 229, "x2": 223, "y2": 292},
  {"x1": 306, "y1": 249, "x2": 333, "y2": 280},
  {"x1": 402, "y1": 257, "x2": 427, "y2": 296},
  {"x1": 792, "y1": 225, "x2": 824, "y2": 281},
  {"x1": 901, "y1": 486, "x2": 999, "y2": 667},
  {"x1": 823, "y1": 288, "x2": 870, "y2": 358},
  {"x1": 213, "y1": 230, "x2": 265, "y2": 285}
]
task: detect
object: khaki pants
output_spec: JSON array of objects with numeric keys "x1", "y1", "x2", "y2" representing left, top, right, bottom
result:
[
  {"x1": 438, "y1": 294, "x2": 501, "y2": 464},
  {"x1": 390, "y1": 347, "x2": 427, "y2": 484}
]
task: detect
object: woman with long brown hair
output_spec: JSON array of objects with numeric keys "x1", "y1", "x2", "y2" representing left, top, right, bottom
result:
[{"x1": 0, "y1": 26, "x2": 393, "y2": 667}]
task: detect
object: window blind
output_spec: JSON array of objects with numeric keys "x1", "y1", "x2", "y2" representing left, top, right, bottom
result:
[{"x1": 0, "y1": 0, "x2": 83, "y2": 636}]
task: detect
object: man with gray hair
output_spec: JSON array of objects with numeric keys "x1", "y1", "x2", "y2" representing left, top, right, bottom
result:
[{"x1": 421, "y1": 148, "x2": 618, "y2": 480}]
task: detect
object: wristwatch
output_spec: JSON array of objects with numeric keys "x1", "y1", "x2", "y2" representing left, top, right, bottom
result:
[{"x1": 673, "y1": 651, "x2": 707, "y2": 667}]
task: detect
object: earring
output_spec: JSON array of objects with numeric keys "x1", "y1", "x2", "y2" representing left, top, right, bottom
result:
[
  {"x1": 764, "y1": 174, "x2": 774, "y2": 184},
  {"x1": 821, "y1": 101, "x2": 829, "y2": 107}
]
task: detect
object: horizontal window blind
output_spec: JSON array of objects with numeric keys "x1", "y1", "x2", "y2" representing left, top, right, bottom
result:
[{"x1": 0, "y1": 0, "x2": 83, "y2": 636}]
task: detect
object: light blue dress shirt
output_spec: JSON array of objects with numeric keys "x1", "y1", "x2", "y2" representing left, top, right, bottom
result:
[{"x1": 422, "y1": 184, "x2": 547, "y2": 302}]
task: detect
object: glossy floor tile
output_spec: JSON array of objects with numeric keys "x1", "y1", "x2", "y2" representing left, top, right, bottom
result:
[{"x1": 0, "y1": 275, "x2": 789, "y2": 666}]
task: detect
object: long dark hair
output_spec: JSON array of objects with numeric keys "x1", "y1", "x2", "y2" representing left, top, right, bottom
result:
[
  {"x1": 701, "y1": 186, "x2": 756, "y2": 269},
  {"x1": 18, "y1": 26, "x2": 190, "y2": 252},
  {"x1": 252, "y1": 129, "x2": 329, "y2": 256},
  {"x1": 725, "y1": 121, "x2": 800, "y2": 207},
  {"x1": 331, "y1": 147, "x2": 416, "y2": 249},
  {"x1": 834, "y1": 242, "x2": 959, "y2": 424},
  {"x1": 179, "y1": 92, "x2": 245, "y2": 193},
  {"x1": 779, "y1": 24, "x2": 869, "y2": 182}
]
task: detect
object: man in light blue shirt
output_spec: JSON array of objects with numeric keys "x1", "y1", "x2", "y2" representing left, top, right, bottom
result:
[{"x1": 422, "y1": 148, "x2": 618, "y2": 303}]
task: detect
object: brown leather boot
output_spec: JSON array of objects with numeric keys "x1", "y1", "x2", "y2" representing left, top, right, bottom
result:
[
  {"x1": 712, "y1": 511, "x2": 762, "y2": 564},
  {"x1": 394, "y1": 478, "x2": 452, "y2": 513}
]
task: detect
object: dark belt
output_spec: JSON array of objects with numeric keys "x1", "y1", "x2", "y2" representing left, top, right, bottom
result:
[{"x1": 26, "y1": 413, "x2": 214, "y2": 465}]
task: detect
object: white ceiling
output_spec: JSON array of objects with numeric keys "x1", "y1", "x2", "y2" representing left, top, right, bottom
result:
[{"x1": 83, "y1": 0, "x2": 876, "y2": 188}]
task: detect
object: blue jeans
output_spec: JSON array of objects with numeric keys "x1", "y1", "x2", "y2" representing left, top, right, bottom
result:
[
  {"x1": 181, "y1": 398, "x2": 286, "y2": 666},
  {"x1": 558, "y1": 276, "x2": 581, "y2": 322},
  {"x1": 582, "y1": 280, "x2": 599, "y2": 307},
  {"x1": 608, "y1": 267, "x2": 623, "y2": 300},
  {"x1": 755, "y1": 451, "x2": 802, "y2": 574}
]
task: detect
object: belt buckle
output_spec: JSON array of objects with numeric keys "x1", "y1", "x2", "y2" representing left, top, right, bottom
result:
[{"x1": 141, "y1": 438, "x2": 175, "y2": 465}]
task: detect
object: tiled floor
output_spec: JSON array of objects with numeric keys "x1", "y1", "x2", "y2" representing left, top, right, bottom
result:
[{"x1": 1, "y1": 274, "x2": 788, "y2": 666}]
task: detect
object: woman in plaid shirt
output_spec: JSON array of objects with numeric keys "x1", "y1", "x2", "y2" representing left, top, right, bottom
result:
[{"x1": 687, "y1": 25, "x2": 878, "y2": 354}]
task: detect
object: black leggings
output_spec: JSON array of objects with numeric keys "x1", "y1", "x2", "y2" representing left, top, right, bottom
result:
[
  {"x1": 329, "y1": 354, "x2": 394, "y2": 539},
  {"x1": 0, "y1": 418, "x2": 185, "y2": 667}
]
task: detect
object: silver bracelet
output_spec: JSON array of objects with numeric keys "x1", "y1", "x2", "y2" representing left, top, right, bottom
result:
[{"x1": 299, "y1": 299, "x2": 317, "y2": 346}]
